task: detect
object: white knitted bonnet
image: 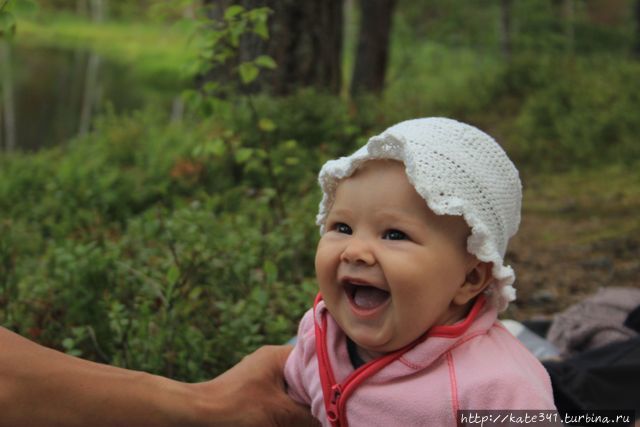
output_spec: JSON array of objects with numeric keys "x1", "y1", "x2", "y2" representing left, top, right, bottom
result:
[{"x1": 316, "y1": 117, "x2": 522, "y2": 311}]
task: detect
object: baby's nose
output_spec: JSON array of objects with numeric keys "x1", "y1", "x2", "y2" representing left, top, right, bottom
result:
[{"x1": 340, "y1": 237, "x2": 376, "y2": 265}]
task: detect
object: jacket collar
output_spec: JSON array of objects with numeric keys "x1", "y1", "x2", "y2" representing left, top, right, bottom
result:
[{"x1": 314, "y1": 294, "x2": 497, "y2": 383}]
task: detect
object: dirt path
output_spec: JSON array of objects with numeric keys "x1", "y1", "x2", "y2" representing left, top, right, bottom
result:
[{"x1": 502, "y1": 167, "x2": 640, "y2": 320}]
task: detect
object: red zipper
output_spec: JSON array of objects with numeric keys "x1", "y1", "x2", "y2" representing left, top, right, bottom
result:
[{"x1": 313, "y1": 294, "x2": 424, "y2": 427}]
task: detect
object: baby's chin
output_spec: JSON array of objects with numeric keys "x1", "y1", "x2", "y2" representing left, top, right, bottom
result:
[{"x1": 349, "y1": 335, "x2": 409, "y2": 361}]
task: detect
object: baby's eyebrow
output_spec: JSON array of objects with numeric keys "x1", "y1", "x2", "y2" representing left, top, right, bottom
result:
[
  {"x1": 374, "y1": 210, "x2": 424, "y2": 227},
  {"x1": 327, "y1": 207, "x2": 353, "y2": 218}
]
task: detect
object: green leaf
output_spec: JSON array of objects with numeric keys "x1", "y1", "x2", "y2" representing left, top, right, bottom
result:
[
  {"x1": 263, "y1": 260, "x2": 278, "y2": 284},
  {"x1": 13, "y1": 0, "x2": 38, "y2": 14},
  {"x1": 167, "y1": 265, "x2": 180, "y2": 284},
  {"x1": 0, "y1": 11, "x2": 16, "y2": 35},
  {"x1": 254, "y1": 21, "x2": 268, "y2": 39},
  {"x1": 258, "y1": 118, "x2": 276, "y2": 132},
  {"x1": 238, "y1": 62, "x2": 259, "y2": 84},
  {"x1": 282, "y1": 139, "x2": 298, "y2": 150},
  {"x1": 224, "y1": 5, "x2": 244, "y2": 20},
  {"x1": 251, "y1": 287, "x2": 268, "y2": 306},
  {"x1": 250, "y1": 8, "x2": 270, "y2": 39},
  {"x1": 262, "y1": 188, "x2": 277, "y2": 199},
  {"x1": 209, "y1": 138, "x2": 226, "y2": 157},
  {"x1": 194, "y1": 137, "x2": 227, "y2": 158},
  {"x1": 188, "y1": 287, "x2": 203, "y2": 301},
  {"x1": 254, "y1": 55, "x2": 276, "y2": 70},
  {"x1": 235, "y1": 148, "x2": 253, "y2": 163},
  {"x1": 62, "y1": 338, "x2": 75, "y2": 350},
  {"x1": 228, "y1": 22, "x2": 246, "y2": 47},
  {"x1": 203, "y1": 81, "x2": 220, "y2": 95}
]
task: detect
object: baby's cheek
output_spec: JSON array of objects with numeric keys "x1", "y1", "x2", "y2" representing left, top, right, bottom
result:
[
  {"x1": 315, "y1": 239, "x2": 341, "y2": 267},
  {"x1": 314, "y1": 244, "x2": 329, "y2": 273}
]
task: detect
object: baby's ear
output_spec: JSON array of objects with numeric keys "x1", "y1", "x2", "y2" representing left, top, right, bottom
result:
[{"x1": 453, "y1": 261, "x2": 493, "y2": 306}]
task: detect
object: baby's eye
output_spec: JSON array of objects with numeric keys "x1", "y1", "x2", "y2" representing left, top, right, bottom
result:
[
  {"x1": 383, "y1": 229, "x2": 408, "y2": 240},
  {"x1": 335, "y1": 223, "x2": 352, "y2": 235}
]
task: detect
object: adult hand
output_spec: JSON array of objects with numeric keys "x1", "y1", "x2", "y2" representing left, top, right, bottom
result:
[
  {"x1": 193, "y1": 345, "x2": 319, "y2": 427},
  {"x1": 0, "y1": 327, "x2": 317, "y2": 427}
]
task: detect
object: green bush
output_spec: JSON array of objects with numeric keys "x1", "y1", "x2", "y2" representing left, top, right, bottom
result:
[
  {"x1": 382, "y1": 41, "x2": 640, "y2": 172},
  {"x1": 384, "y1": 43, "x2": 504, "y2": 124},
  {"x1": 0, "y1": 100, "x2": 358, "y2": 380},
  {"x1": 509, "y1": 56, "x2": 640, "y2": 170}
]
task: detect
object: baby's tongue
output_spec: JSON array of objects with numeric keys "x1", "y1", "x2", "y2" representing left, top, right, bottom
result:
[{"x1": 353, "y1": 286, "x2": 389, "y2": 309}]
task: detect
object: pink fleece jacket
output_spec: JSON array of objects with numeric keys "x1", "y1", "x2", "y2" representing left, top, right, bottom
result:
[{"x1": 284, "y1": 297, "x2": 556, "y2": 427}]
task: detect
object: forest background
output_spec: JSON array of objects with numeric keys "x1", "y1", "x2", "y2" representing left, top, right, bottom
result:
[{"x1": 0, "y1": 0, "x2": 639, "y2": 381}]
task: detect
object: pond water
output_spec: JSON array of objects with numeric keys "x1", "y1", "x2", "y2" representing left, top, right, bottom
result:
[{"x1": 1, "y1": 44, "x2": 183, "y2": 151}]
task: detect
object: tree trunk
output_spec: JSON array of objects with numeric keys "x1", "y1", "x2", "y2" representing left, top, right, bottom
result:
[
  {"x1": 78, "y1": 1, "x2": 104, "y2": 136},
  {"x1": 499, "y1": 0, "x2": 512, "y2": 61},
  {"x1": 171, "y1": 96, "x2": 184, "y2": 122},
  {"x1": 183, "y1": 2, "x2": 196, "y2": 19},
  {"x1": 0, "y1": 41, "x2": 16, "y2": 151},
  {"x1": 76, "y1": 0, "x2": 89, "y2": 18},
  {"x1": 350, "y1": 0, "x2": 396, "y2": 95},
  {"x1": 90, "y1": 0, "x2": 105, "y2": 22},
  {"x1": 202, "y1": 0, "x2": 343, "y2": 95},
  {"x1": 563, "y1": 0, "x2": 575, "y2": 54},
  {"x1": 78, "y1": 52, "x2": 101, "y2": 137},
  {"x1": 634, "y1": 0, "x2": 640, "y2": 58}
]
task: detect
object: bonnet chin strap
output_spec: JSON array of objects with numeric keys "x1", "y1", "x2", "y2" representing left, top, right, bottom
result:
[{"x1": 313, "y1": 293, "x2": 337, "y2": 424}]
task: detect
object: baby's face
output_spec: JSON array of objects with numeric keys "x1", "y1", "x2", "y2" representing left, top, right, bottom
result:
[{"x1": 315, "y1": 160, "x2": 475, "y2": 356}]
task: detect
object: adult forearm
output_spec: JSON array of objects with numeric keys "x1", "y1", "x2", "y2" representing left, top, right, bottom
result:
[
  {"x1": 0, "y1": 327, "x2": 207, "y2": 427},
  {"x1": 0, "y1": 328, "x2": 317, "y2": 427}
]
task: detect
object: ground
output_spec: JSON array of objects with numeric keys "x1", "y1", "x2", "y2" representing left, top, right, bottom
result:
[{"x1": 502, "y1": 166, "x2": 640, "y2": 321}]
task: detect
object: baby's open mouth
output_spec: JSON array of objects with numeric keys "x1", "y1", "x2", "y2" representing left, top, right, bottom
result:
[{"x1": 344, "y1": 281, "x2": 390, "y2": 310}]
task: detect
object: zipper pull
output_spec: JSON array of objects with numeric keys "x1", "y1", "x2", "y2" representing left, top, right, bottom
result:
[{"x1": 326, "y1": 384, "x2": 342, "y2": 425}]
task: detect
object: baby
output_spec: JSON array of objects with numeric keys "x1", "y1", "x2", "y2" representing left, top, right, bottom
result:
[{"x1": 284, "y1": 118, "x2": 556, "y2": 426}]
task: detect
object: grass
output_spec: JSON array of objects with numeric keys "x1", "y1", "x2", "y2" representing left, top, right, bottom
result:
[
  {"x1": 15, "y1": 13, "x2": 199, "y2": 84},
  {"x1": 523, "y1": 164, "x2": 640, "y2": 244}
]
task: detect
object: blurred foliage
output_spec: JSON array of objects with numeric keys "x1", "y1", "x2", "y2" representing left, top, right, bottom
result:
[
  {"x1": 29, "y1": 0, "x2": 188, "y2": 21},
  {"x1": 0, "y1": 0, "x2": 38, "y2": 38},
  {"x1": 1, "y1": 0, "x2": 640, "y2": 380},
  {"x1": 0, "y1": 92, "x2": 361, "y2": 379},
  {"x1": 185, "y1": 4, "x2": 273, "y2": 102},
  {"x1": 15, "y1": 17, "x2": 197, "y2": 86},
  {"x1": 396, "y1": 0, "x2": 636, "y2": 54},
  {"x1": 508, "y1": 56, "x2": 640, "y2": 169},
  {"x1": 387, "y1": 0, "x2": 640, "y2": 171},
  {"x1": 385, "y1": 42, "x2": 640, "y2": 170}
]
